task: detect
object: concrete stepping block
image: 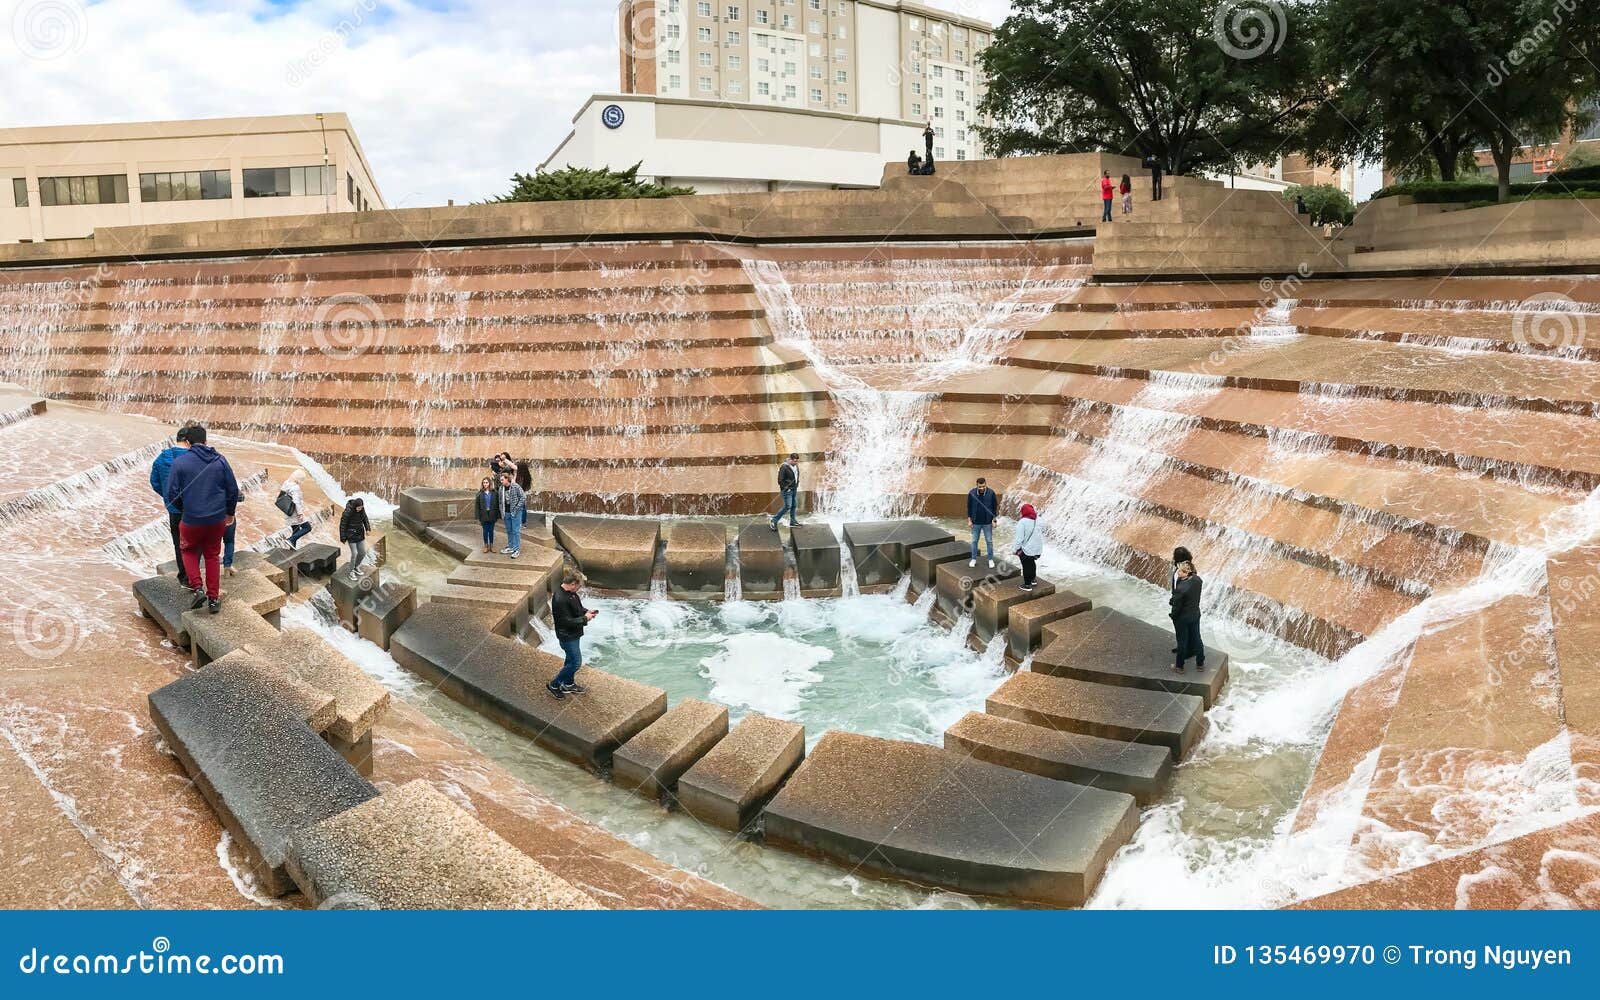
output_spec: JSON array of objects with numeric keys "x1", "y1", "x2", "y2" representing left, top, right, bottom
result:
[
  {"x1": 908, "y1": 539, "x2": 973, "y2": 593},
  {"x1": 270, "y1": 629, "x2": 391, "y2": 748},
  {"x1": 224, "y1": 569, "x2": 290, "y2": 624},
  {"x1": 205, "y1": 650, "x2": 337, "y2": 736},
  {"x1": 551, "y1": 515, "x2": 660, "y2": 592},
  {"x1": 430, "y1": 583, "x2": 528, "y2": 636},
  {"x1": 1009, "y1": 589, "x2": 1093, "y2": 662},
  {"x1": 676, "y1": 713, "x2": 804, "y2": 831},
  {"x1": 988, "y1": 671, "x2": 1205, "y2": 758},
  {"x1": 390, "y1": 603, "x2": 666, "y2": 768},
  {"x1": 613, "y1": 698, "x2": 729, "y2": 799},
  {"x1": 419, "y1": 521, "x2": 479, "y2": 560},
  {"x1": 397, "y1": 486, "x2": 475, "y2": 525},
  {"x1": 764, "y1": 731, "x2": 1138, "y2": 907},
  {"x1": 1033, "y1": 607, "x2": 1229, "y2": 708},
  {"x1": 147, "y1": 663, "x2": 378, "y2": 896},
  {"x1": 465, "y1": 546, "x2": 565, "y2": 603},
  {"x1": 182, "y1": 600, "x2": 281, "y2": 667},
  {"x1": 286, "y1": 542, "x2": 341, "y2": 579},
  {"x1": 448, "y1": 565, "x2": 546, "y2": 604},
  {"x1": 842, "y1": 520, "x2": 954, "y2": 588},
  {"x1": 944, "y1": 711, "x2": 1171, "y2": 804},
  {"x1": 788, "y1": 524, "x2": 842, "y2": 597},
  {"x1": 261, "y1": 549, "x2": 299, "y2": 592},
  {"x1": 934, "y1": 558, "x2": 1019, "y2": 625},
  {"x1": 286, "y1": 779, "x2": 596, "y2": 910},
  {"x1": 970, "y1": 576, "x2": 1055, "y2": 646},
  {"x1": 137, "y1": 570, "x2": 285, "y2": 648},
  {"x1": 159, "y1": 550, "x2": 286, "y2": 591},
  {"x1": 663, "y1": 521, "x2": 728, "y2": 597},
  {"x1": 357, "y1": 582, "x2": 417, "y2": 651},
  {"x1": 736, "y1": 523, "x2": 785, "y2": 599},
  {"x1": 327, "y1": 565, "x2": 380, "y2": 630}
]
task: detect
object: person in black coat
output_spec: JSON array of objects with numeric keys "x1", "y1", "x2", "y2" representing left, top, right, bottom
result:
[
  {"x1": 474, "y1": 475, "x2": 500, "y2": 553},
  {"x1": 1170, "y1": 560, "x2": 1205, "y2": 672},
  {"x1": 339, "y1": 497, "x2": 371, "y2": 579},
  {"x1": 548, "y1": 571, "x2": 597, "y2": 700},
  {"x1": 908, "y1": 150, "x2": 923, "y2": 174},
  {"x1": 769, "y1": 453, "x2": 800, "y2": 530}
]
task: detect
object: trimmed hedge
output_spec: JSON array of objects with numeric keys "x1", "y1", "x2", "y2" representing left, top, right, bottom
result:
[
  {"x1": 1371, "y1": 178, "x2": 1600, "y2": 202},
  {"x1": 1548, "y1": 163, "x2": 1600, "y2": 183}
]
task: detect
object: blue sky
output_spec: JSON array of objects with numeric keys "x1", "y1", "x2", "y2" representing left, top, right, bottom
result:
[{"x1": 3, "y1": 0, "x2": 1015, "y2": 207}]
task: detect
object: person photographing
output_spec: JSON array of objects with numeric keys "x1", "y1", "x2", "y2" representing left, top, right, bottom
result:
[{"x1": 548, "y1": 572, "x2": 597, "y2": 700}]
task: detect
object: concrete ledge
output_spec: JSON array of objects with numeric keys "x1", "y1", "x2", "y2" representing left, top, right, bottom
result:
[
  {"x1": 396, "y1": 487, "x2": 476, "y2": 525},
  {"x1": 1033, "y1": 607, "x2": 1229, "y2": 708},
  {"x1": 356, "y1": 581, "x2": 417, "y2": 650},
  {"x1": 271, "y1": 629, "x2": 391, "y2": 746},
  {"x1": 788, "y1": 524, "x2": 841, "y2": 597},
  {"x1": 147, "y1": 664, "x2": 377, "y2": 896},
  {"x1": 663, "y1": 522, "x2": 728, "y2": 598},
  {"x1": 764, "y1": 731, "x2": 1138, "y2": 906},
  {"x1": 613, "y1": 698, "x2": 729, "y2": 800},
  {"x1": 286, "y1": 779, "x2": 597, "y2": 909},
  {"x1": 908, "y1": 539, "x2": 972, "y2": 594},
  {"x1": 988, "y1": 671, "x2": 1205, "y2": 758},
  {"x1": 736, "y1": 523, "x2": 785, "y2": 599},
  {"x1": 390, "y1": 602, "x2": 666, "y2": 768},
  {"x1": 970, "y1": 576, "x2": 1054, "y2": 647},
  {"x1": 205, "y1": 650, "x2": 337, "y2": 736},
  {"x1": 842, "y1": 520, "x2": 953, "y2": 589},
  {"x1": 137, "y1": 570, "x2": 285, "y2": 648},
  {"x1": 182, "y1": 600, "x2": 281, "y2": 667},
  {"x1": 1008, "y1": 589, "x2": 1092, "y2": 661},
  {"x1": 934, "y1": 559, "x2": 1018, "y2": 625},
  {"x1": 676, "y1": 713, "x2": 804, "y2": 831},
  {"x1": 552, "y1": 515, "x2": 660, "y2": 592},
  {"x1": 286, "y1": 542, "x2": 341, "y2": 579},
  {"x1": 327, "y1": 565, "x2": 379, "y2": 630},
  {"x1": 944, "y1": 711, "x2": 1171, "y2": 805},
  {"x1": 430, "y1": 584, "x2": 528, "y2": 635}
]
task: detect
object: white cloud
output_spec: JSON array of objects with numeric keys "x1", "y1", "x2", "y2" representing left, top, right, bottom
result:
[{"x1": 2, "y1": 0, "x2": 1015, "y2": 207}]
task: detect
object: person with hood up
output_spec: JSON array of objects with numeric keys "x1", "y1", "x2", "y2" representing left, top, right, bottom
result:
[
  {"x1": 149, "y1": 425, "x2": 192, "y2": 587},
  {"x1": 160, "y1": 425, "x2": 239, "y2": 614},
  {"x1": 1012, "y1": 502, "x2": 1045, "y2": 591},
  {"x1": 339, "y1": 497, "x2": 371, "y2": 579}
]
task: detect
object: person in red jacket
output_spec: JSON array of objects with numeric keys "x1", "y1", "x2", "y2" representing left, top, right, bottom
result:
[{"x1": 1100, "y1": 171, "x2": 1115, "y2": 223}]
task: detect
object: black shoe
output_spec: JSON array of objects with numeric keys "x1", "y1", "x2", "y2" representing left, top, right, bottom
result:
[
  {"x1": 546, "y1": 683, "x2": 566, "y2": 700},
  {"x1": 1195, "y1": 661, "x2": 1205, "y2": 671},
  {"x1": 189, "y1": 589, "x2": 207, "y2": 610},
  {"x1": 789, "y1": 521, "x2": 801, "y2": 527},
  {"x1": 207, "y1": 598, "x2": 221, "y2": 615},
  {"x1": 1173, "y1": 662, "x2": 1184, "y2": 672},
  {"x1": 1171, "y1": 647, "x2": 1178, "y2": 654},
  {"x1": 769, "y1": 522, "x2": 779, "y2": 531},
  {"x1": 562, "y1": 683, "x2": 587, "y2": 694}
]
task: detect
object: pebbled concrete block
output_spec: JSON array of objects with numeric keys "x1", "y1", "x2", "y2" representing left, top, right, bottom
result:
[
  {"x1": 842, "y1": 520, "x2": 954, "y2": 589},
  {"x1": 356, "y1": 582, "x2": 417, "y2": 651},
  {"x1": 988, "y1": 670, "x2": 1205, "y2": 758},
  {"x1": 663, "y1": 522, "x2": 728, "y2": 598},
  {"x1": 1033, "y1": 606, "x2": 1229, "y2": 708},
  {"x1": 551, "y1": 515, "x2": 660, "y2": 592},
  {"x1": 908, "y1": 539, "x2": 972, "y2": 594},
  {"x1": 735, "y1": 523, "x2": 785, "y2": 600},
  {"x1": 788, "y1": 524, "x2": 842, "y2": 597},
  {"x1": 613, "y1": 698, "x2": 729, "y2": 800},
  {"x1": 944, "y1": 711, "x2": 1171, "y2": 805},
  {"x1": 676, "y1": 713, "x2": 804, "y2": 831},
  {"x1": 1008, "y1": 589, "x2": 1093, "y2": 662}
]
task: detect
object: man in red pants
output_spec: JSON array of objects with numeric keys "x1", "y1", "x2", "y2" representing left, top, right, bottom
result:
[{"x1": 160, "y1": 426, "x2": 240, "y2": 614}]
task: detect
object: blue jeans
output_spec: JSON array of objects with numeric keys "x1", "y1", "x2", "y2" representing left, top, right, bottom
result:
[
  {"x1": 1102, "y1": 197, "x2": 1113, "y2": 222},
  {"x1": 223, "y1": 521, "x2": 236, "y2": 568},
  {"x1": 969, "y1": 523, "x2": 994, "y2": 560},
  {"x1": 481, "y1": 520, "x2": 496, "y2": 546},
  {"x1": 287, "y1": 522, "x2": 312, "y2": 548},
  {"x1": 554, "y1": 637, "x2": 582, "y2": 688},
  {"x1": 503, "y1": 512, "x2": 522, "y2": 552},
  {"x1": 771, "y1": 489, "x2": 797, "y2": 527}
]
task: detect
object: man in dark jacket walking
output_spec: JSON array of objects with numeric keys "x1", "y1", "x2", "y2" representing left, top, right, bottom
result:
[
  {"x1": 1170, "y1": 560, "x2": 1204, "y2": 672},
  {"x1": 161, "y1": 426, "x2": 240, "y2": 613},
  {"x1": 967, "y1": 476, "x2": 1001, "y2": 568},
  {"x1": 769, "y1": 453, "x2": 800, "y2": 530},
  {"x1": 149, "y1": 425, "x2": 192, "y2": 587},
  {"x1": 548, "y1": 571, "x2": 597, "y2": 700}
]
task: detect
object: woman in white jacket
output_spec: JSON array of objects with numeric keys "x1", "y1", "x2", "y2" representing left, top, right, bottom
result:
[
  {"x1": 281, "y1": 469, "x2": 312, "y2": 549},
  {"x1": 1013, "y1": 502, "x2": 1044, "y2": 591}
]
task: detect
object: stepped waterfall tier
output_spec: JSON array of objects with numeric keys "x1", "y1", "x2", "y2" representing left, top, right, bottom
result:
[{"x1": 3, "y1": 198, "x2": 1600, "y2": 909}]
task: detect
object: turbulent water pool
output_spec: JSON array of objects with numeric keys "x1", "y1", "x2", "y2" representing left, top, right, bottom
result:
[{"x1": 330, "y1": 518, "x2": 1339, "y2": 909}]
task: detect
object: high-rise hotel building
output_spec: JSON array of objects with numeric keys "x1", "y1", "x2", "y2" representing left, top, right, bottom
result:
[{"x1": 543, "y1": 1, "x2": 993, "y2": 192}]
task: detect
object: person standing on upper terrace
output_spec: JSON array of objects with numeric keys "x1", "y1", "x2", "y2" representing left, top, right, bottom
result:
[
  {"x1": 1100, "y1": 170, "x2": 1116, "y2": 223},
  {"x1": 1120, "y1": 173, "x2": 1133, "y2": 216},
  {"x1": 150, "y1": 424, "x2": 192, "y2": 588},
  {"x1": 923, "y1": 122, "x2": 935, "y2": 170},
  {"x1": 770, "y1": 453, "x2": 801, "y2": 531},
  {"x1": 967, "y1": 476, "x2": 1001, "y2": 569},
  {"x1": 475, "y1": 475, "x2": 500, "y2": 553},
  {"x1": 161, "y1": 425, "x2": 239, "y2": 616},
  {"x1": 498, "y1": 471, "x2": 526, "y2": 558}
]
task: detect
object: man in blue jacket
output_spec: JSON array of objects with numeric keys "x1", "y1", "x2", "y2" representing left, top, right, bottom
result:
[
  {"x1": 149, "y1": 426, "x2": 192, "y2": 587},
  {"x1": 967, "y1": 476, "x2": 1001, "y2": 569},
  {"x1": 161, "y1": 426, "x2": 240, "y2": 614}
]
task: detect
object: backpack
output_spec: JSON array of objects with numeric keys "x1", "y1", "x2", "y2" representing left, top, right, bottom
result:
[{"x1": 274, "y1": 489, "x2": 297, "y2": 517}]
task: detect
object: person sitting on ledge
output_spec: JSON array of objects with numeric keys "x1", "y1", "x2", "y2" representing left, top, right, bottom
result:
[
  {"x1": 548, "y1": 571, "x2": 597, "y2": 700},
  {"x1": 907, "y1": 149, "x2": 923, "y2": 175}
]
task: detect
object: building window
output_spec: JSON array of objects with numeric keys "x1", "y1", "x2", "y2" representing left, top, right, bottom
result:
[
  {"x1": 911, "y1": 102, "x2": 921, "y2": 116},
  {"x1": 810, "y1": 87, "x2": 823, "y2": 102},
  {"x1": 670, "y1": 74, "x2": 682, "y2": 88},
  {"x1": 697, "y1": 27, "x2": 711, "y2": 41},
  {"x1": 808, "y1": 19, "x2": 821, "y2": 33},
  {"x1": 956, "y1": 109, "x2": 965, "y2": 122},
  {"x1": 727, "y1": 30, "x2": 741, "y2": 44},
  {"x1": 809, "y1": 0, "x2": 820, "y2": 8},
  {"x1": 729, "y1": 55, "x2": 742, "y2": 69},
  {"x1": 912, "y1": 39, "x2": 920, "y2": 52},
  {"x1": 12, "y1": 178, "x2": 26, "y2": 207},
  {"x1": 139, "y1": 169, "x2": 232, "y2": 202},
  {"x1": 784, "y1": 84, "x2": 796, "y2": 99},
  {"x1": 696, "y1": 1, "x2": 710, "y2": 15},
  {"x1": 347, "y1": 172, "x2": 355, "y2": 204},
  {"x1": 932, "y1": 86, "x2": 942, "y2": 98},
  {"x1": 699, "y1": 76, "x2": 713, "y2": 91},
  {"x1": 956, "y1": 129, "x2": 966, "y2": 142},
  {"x1": 955, "y1": 89, "x2": 965, "y2": 102},
  {"x1": 758, "y1": 57, "x2": 769, "y2": 71},
  {"x1": 955, "y1": 69, "x2": 966, "y2": 82},
  {"x1": 756, "y1": 9, "x2": 768, "y2": 24},
  {"x1": 936, "y1": 146, "x2": 945, "y2": 158},
  {"x1": 909, "y1": 16, "x2": 921, "y2": 30},
  {"x1": 835, "y1": 69, "x2": 846, "y2": 82},
  {"x1": 755, "y1": 33, "x2": 769, "y2": 48},
  {"x1": 784, "y1": 60, "x2": 796, "y2": 75},
  {"x1": 956, "y1": 149, "x2": 967, "y2": 160},
  {"x1": 667, "y1": 48, "x2": 680, "y2": 63},
  {"x1": 757, "y1": 81, "x2": 770, "y2": 95},
  {"x1": 698, "y1": 52, "x2": 712, "y2": 66},
  {"x1": 37, "y1": 173, "x2": 129, "y2": 207},
  {"x1": 834, "y1": 92, "x2": 847, "y2": 107},
  {"x1": 726, "y1": 5, "x2": 740, "y2": 20},
  {"x1": 809, "y1": 65, "x2": 821, "y2": 78},
  {"x1": 242, "y1": 165, "x2": 330, "y2": 198},
  {"x1": 729, "y1": 80, "x2": 744, "y2": 94},
  {"x1": 932, "y1": 65, "x2": 943, "y2": 78},
  {"x1": 781, "y1": 14, "x2": 794, "y2": 28},
  {"x1": 666, "y1": 23, "x2": 680, "y2": 39},
  {"x1": 809, "y1": 41, "x2": 821, "y2": 56},
  {"x1": 834, "y1": 47, "x2": 844, "y2": 59},
  {"x1": 911, "y1": 82, "x2": 921, "y2": 95}
]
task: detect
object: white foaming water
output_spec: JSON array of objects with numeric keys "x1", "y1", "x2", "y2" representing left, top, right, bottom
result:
[{"x1": 701, "y1": 632, "x2": 831, "y2": 719}]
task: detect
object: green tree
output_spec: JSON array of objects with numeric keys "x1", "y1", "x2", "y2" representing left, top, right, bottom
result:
[
  {"x1": 490, "y1": 163, "x2": 693, "y2": 202},
  {"x1": 976, "y1": 0, "x2": 1321, "y2": 175},
  {"x1": 1284, "y1": 183, "x2": 1354, "y2": 226},
  {"x1": 1312, "y1": 0, "x2": 1600, "y2": 201}
]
